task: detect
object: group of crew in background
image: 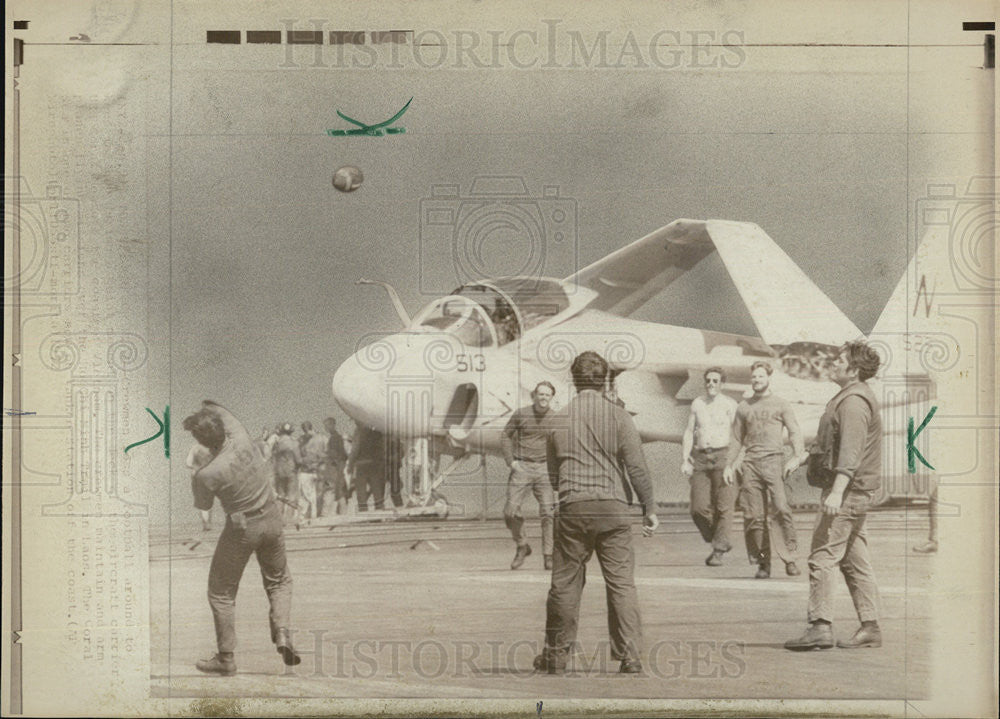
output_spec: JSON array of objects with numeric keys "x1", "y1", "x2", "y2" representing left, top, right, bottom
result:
[
  {"x1": 259, "y1": 419, "x2": 422, "y2": 520},
  {"x1": 500, "y1": 361, "x2": 807, "y2": 580}
]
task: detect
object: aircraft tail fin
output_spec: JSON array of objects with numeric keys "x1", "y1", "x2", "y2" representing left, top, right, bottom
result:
[
  {"x1": 868, "y1": 223, "x2": 962, "y2": 383},
  {"x1": 866, "y1": 222, "x2": 969, "y2": 503}
]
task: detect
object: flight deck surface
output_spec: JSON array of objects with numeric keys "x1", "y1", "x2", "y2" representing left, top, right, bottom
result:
[{"x1": 151, "y1": 509, "x2": 933, "y2": 701}]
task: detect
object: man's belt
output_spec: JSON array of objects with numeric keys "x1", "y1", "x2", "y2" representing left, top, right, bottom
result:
[
  {"x1": 250, "y1": 502, "x2": 273, "y2": 517},
  {"x1": 694, "y1": 446, "x2": 728, "y2": 453},
  {"x1": 228, "y1": 499, "x2": 273, "y2": 528}
]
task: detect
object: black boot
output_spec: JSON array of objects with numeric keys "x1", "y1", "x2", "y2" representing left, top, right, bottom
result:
[{"x1": 275, "y1": 628, "x2": 302, "y2": 666}]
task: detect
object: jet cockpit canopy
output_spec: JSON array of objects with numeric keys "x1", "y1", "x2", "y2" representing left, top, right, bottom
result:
[{"x1": 411, "y1": 277, "x2": 574, "y2": 347}]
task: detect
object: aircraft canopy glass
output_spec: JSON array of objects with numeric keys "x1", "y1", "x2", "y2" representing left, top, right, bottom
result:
[
  {"x1": 413, "y1": 278, "x2": 570, "y2": 348},
  {"x1": 490, "y1": 278, "x2": 570, "y2": 332},
  {"x1": 414, "y1": 296, "x2": 495, "y2": 348}
]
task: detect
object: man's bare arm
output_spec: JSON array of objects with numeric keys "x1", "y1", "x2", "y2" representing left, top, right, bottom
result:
[{"x1": 681, "y1": 409, "x2": 696, "y2": 476}]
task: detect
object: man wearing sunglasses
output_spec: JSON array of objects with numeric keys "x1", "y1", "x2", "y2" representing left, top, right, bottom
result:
[{"x1": 682, "y1": 367, "x2": 738, "y2": 566}]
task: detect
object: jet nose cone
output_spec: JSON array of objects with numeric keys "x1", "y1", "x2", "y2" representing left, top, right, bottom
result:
[
  {"x1": 332, "y1": 349, "x2": 388, "y2": 430},
  {"x1": 333, "y1": 333, "x2": 448, "y2": 436}
]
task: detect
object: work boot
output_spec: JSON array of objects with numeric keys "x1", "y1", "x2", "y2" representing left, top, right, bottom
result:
[
  {"x1": 754, "y1": 562, "x2": 770, "y2": 579},
  {"x1": 511, "y1": 544, "x2": 532, "y2": 570},
  {"x1": 543, "y1": 554, "x2": 553, "y2": 570},
  {"x1": 912, "y1": 540, "x2": 938, "y2": 554},
  {"x1": 837, "y1": 623, "x2": 882, "y2": 649},
  {"x1": 533, "y1": 650, "x2": 566, "y2": 675},
  {"x1": 619, "y1": 659, "x2": 644, "y2": 674},
  {"x1": 196, "y1": 653, "x2": 236, "y2": 676},
  {"x1": 705, "y1": 550, "x2": 723, "y2": 566},
  {"x1": 784, "y1": 622, "x2": 834, "y2": 651},
  {"x1": 785, "y1": 561, "x2": 801, "y2": 576},
  {"x1": 275, "y1": 628, "x2": 301, "y2": 666}
]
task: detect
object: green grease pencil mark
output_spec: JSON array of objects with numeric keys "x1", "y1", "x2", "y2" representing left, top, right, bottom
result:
[
  {"x1": 125, "y1": 406, "x2": 170, "y2": 458},
  {"x1": 327, "y1": 97, "x2": 412, "y2": 136}
]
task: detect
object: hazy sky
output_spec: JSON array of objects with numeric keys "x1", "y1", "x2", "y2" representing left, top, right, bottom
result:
[
  {"x1": 104, "y1": 2, "x2": 990, "y2": 523},
  {"x1": 170, "y1": 40, "x2": 912, "y2": 422}
]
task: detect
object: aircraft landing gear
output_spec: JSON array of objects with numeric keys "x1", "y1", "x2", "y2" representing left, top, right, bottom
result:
[
  {"x1": 402, "y1": 437, "x2": 461, "y2": 518},
  {"x1": 293, "y1": 438, "x2": 453, "y2": 528}
]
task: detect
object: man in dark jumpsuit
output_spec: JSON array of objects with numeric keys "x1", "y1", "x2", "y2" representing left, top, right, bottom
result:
[
  {"x1": 183, "y1": 401, "x2": 301, "y2": 675},
  {"x1": 321, "y1": 417, "x2": 350, "y2": 516}
]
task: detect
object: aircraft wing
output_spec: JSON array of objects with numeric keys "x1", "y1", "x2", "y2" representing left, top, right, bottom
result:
[
  {"x1": 566, "y1": 219, "x2": 863, "y2": 347},
  {"x1": 566, "y1": 219, "x2": 714, "y2": 316}
]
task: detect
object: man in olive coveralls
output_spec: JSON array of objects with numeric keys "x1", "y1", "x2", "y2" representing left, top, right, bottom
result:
[{"x1": 184, "y1": 400, "x2": 301, "y2": 675}]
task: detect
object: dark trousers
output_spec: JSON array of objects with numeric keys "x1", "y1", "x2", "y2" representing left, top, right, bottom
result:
[
  {"x1": 740, "y1": 454, "x2": 798, "y2": 563},
  {"x1": 207, "y1": 501, "x2": 292, "y2": 653},
  {"x1": 318, "y1": 463, "x2": 350, "y2": 517},
  {"x1": 387, "y1": 464, "x2": 404, "y2": 508},
  {"x1": 355, "y1": 463, "x2": 385, "y2": 511},
  {"x1": 545, "y1": 500, "x2": 642, "y2": 663},
  {"x1": 689, "y1": 448, "x2": 735, "y2": 551}
]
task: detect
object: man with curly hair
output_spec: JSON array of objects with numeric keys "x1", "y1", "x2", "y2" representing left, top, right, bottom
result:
[{"x1": 786, "y1": 340, "x2": 884, "y2": 651}]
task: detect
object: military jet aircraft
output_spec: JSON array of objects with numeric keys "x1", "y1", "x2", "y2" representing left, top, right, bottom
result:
[{"x1": 331, "y1": 219, "x2": 942, "y2": 515}]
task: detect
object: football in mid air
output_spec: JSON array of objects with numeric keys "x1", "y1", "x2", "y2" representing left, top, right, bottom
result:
[{"x1": 333, "y1": 166, "x2": 363, "y2": 192}]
